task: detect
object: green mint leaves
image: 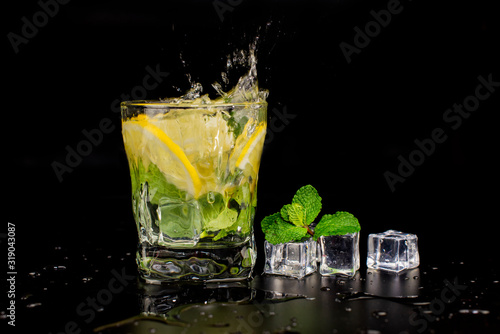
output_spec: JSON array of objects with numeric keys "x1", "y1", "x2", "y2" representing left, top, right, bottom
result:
[
  {"x1": 130, "y1": 160, "x2": 253, "y2": 241},
  {"x1": 261, "y1": 185, "x2": 320, "y2": 244},
  {"x1": 313, "y1": 211, "x2": 360, "y2": 241},
  {"x1": 261, "y1": 213, "x2": 309, "y2": 245},
  {"x1": 130, "y1": 159, "x2": 187, "y2": 205},
  {"x1": 260, "y1": 185, "x2": 360, "y2": 244},
  {"x1": 291, "y1": 185, "x2": 322, "y2": 224}
]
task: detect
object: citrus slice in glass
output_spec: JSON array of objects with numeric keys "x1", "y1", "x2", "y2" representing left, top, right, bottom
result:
[
  {"x1": 230, "y1": 122, "x2": 267, "y2": 176},
  {"x1": 122, "y1": 116, "x2": 202, "y2": 198}
]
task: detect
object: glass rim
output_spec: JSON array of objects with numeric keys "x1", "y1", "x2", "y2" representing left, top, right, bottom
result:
[{"x1": 121, "y1": 100, "x2": 268, "y2": 108}]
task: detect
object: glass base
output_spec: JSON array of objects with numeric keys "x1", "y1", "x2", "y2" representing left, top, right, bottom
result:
[{"x1": 136, "y1": 237, "x2": 256, "y2": 283}]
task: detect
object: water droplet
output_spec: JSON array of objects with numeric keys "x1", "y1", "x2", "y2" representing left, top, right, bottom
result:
[
  {"x1": 21, "y1": 294, "x2": 32, "y2": 300},
  {"x1": 372, "y1": 310, "x2": 388, "y2": 318},
  {"x1": 43, "y1": 265, "x2": 66, "y2": 271},
  {"x1": 149, "y1": 328, "x2": 157, "y2": 333},
  {"x1": 320, "y1": 286, "x2": 331, "y2": 291},
  {"x1": 345, "y1": 307, "x2": 352, "y2": 312},
  {"x1": 207, "y1": 192, "x2": 216, "y2": 204},
  {"x1": 26, "y1": 302, "x2": 42, "y2": 309},
  {"x1": 413, "y1": 276, "x2": 419, "y2": 280},
  {"x1": 458, "y1": 309, "x2": 490, "y2": 315}
]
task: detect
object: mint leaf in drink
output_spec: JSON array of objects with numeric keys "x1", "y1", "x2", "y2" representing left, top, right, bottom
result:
[
  {"x1": 261, "y1": 213, "x2": 309, "y2": 244},
  {"x1": 313, "y1": 211, "x2": 360, "y2": 241},
  {"x1": 292, "y1": 185, "x2": 322, "y2": 224},
  {"x1": 226, "y1": 114, "x2": 249, "y2": 140},
  {"x1": 204, "y1": 206, "x2": 239, "y2": 232},
  {"x1": 214, "y1": 203, "x2": 254, "y2": 241},
  {"x1": 234, "y1": 182, "x2": 251, "y2": 207},
  {"x1": 131, "y1": 160, "x2": 187, "y2": 204},
  {"x1": 198, "y1": 192, "x2": 226, "y2": 223},
  {"x1": 280, "y1": 203, "x2": 306, "y2": 227},
  {"x1": 198, "y1": 191, "x2": 240, "y2": 232}
]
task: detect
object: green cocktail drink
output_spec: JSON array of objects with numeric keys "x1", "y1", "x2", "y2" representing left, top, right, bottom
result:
[{"x1": 121, "y1": 97, "x2": 267, "y2": 282}]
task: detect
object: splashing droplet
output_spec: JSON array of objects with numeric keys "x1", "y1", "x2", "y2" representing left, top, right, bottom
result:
[
  {"x1": 26, "y1": 302, "x2": 42, "y2": 309},
  {"x1": 458, "y1": 309, "x2": 490, "y2": 315},
  {"x1": 207, "y1": 192, "x2": 216, "y2": 204},
  {"x1": 372, "y1": 311, "x2": 388, "y2": 318}
]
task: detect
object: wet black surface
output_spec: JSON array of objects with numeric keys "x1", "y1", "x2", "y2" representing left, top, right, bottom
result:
[
  {"x1": 5, "y1": 0, "x2": 500, "y2": 333},
  {"x1": 5, "y1": 235, "x2": 500, "y2": 333}
]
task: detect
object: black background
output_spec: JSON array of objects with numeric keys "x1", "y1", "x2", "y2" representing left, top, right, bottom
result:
[{"x1": 4, "y1": 0, "x2": 500, "y2": 331}]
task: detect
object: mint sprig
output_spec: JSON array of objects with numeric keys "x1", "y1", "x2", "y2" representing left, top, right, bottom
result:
[
  {"x1": 291, "y1": 184, "x2": 322, "y2": 224},
  {"x1": 261, "y1": 185, "x2": 321, "y2": 244},
  {"x1": 260, "y1": 185, "x2": 360, "y2": 244},
  {"x1": 261, "y1": 213, "x2": 309, "y2": 244},
  {"x1": 313, "y1": 211, "x2": 360, "y2": 241}
]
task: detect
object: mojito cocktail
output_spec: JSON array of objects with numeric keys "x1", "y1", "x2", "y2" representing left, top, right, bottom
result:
[{"x1": 121, "y1": 99, "x2": 266, "y2": 282}]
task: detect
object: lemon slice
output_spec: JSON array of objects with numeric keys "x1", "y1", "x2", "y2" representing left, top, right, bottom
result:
[
  {"x1": 149, "y1": 110, "x2": 234, "y2": 193},
  {"x1": 230, "y1": 122, "x2": 267, "y2": 176},
  {"x1": 122, "y1": 117, "x2": 202, "y2": 198}
]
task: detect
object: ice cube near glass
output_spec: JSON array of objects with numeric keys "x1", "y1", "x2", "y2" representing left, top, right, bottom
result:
[
  {"x1": 318, "y1": 232, "x2": 360, "y2": 276},
  {"x1": 367, "y1": 230, "x2": 419, "y2": 272},
  {"x1": 264, "y1": 238, "x2": 317, "y2": 279}
]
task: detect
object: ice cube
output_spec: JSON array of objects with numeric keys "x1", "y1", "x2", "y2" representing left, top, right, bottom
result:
[
  {"x1": 367, "y1": 230, "x2": 420, "y2": 272},
  {"x1": 157, "y1": 197, "x2": 202, "y2": 247},
  {"x1": 318, "y1": 232, "x2": 360, "y2": 276},
  {"x1": 264, "y1": 238, "x2": 317, "y2": 279}
]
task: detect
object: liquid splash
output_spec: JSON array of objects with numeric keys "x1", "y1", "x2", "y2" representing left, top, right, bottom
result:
[{"x1": 160, "y1": 41, "x2": 268, "y2": 105}]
